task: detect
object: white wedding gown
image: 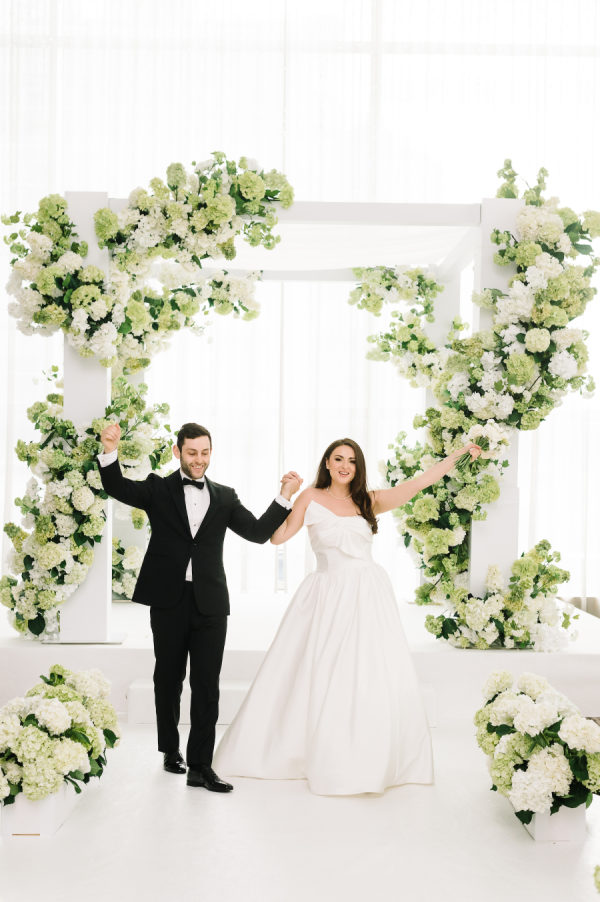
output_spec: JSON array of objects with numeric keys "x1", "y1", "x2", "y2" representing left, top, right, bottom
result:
[{"x1": 214, "y1": 500, "x2": 433, "y2": 795}]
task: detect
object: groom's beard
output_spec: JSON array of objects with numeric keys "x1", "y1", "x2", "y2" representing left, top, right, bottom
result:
[{"x1": 180, "y1": 460, "x2": 209, "y2": 480}]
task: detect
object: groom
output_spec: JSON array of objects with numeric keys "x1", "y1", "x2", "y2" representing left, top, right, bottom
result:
[{"x1": 98, "y1": 421, "x2": 301, "y2": 792}]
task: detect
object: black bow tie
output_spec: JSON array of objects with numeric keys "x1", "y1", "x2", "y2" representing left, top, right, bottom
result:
[{"x1": 182, "y1": 478, "x2": 205, "y2": 490}]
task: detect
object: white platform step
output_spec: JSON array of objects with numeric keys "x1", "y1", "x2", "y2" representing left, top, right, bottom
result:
[
  {"x1": 127, "y1": 678, "x2": 250, "y2": 726},
  {"x1": 127, "y1": 678, "x2": 437, "y2": 728}
]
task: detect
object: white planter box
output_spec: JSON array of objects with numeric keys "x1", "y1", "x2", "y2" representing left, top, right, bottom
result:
[
  {"x1": 523, "y1": 804, "x2": 587, "y2": 842},
  {"x1": 1, "y1": 782, "x2": 80, "y2": 838}
]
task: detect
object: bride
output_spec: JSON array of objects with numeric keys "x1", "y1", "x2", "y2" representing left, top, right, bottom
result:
[{"x1": 214, "y1": 437, "x2": 481, "y2": 795}]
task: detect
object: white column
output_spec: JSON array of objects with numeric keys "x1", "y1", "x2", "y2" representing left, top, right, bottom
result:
[
  {"x1": 469, "y1": 198, "x2": 523, "y2": 597},
  {"x1": 58, "y1": 192, "x2": 113, "y2": 642}
]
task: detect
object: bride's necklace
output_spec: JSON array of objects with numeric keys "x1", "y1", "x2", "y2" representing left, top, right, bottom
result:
[{"x1": 326, "y1": 486, "x2": 352, "y2": 501}]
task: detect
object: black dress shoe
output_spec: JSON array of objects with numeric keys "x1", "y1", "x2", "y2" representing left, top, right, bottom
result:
[
  {"x1": 187, "y1": 764, "x2": 233, "y2": 792},
  {"x1": 163, "y1": 751, "x2": 186, "y2": 774}
]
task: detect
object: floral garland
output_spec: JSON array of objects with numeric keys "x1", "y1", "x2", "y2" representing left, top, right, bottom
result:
[
  {"x1": 352, "y1": 164, "x2": 598, "y2": 650},
  {"x1": 3, "y1": 200, "x2": 261, "y2": 372},
  {"x1": 112, "y1": 537, "x2": 144, "y2": 601},
  {"x1": 2, "y1": 153, "x2": 292, "y2": 370},
  {"x1": 2, "y1": 152, "x2": 294, "y2": 639},
  {"x1": 0, "y1": 665, "x2": 119, "y2": 805},
  {"x1": 475, "y1": 670, "x2": 600, "y2": 824},
  {"x1": 94, "y1": 153, "x2": 293, "y2": 270},
  {"x1": 1, "y1": 375, "x2": 173, "y2": 638}
]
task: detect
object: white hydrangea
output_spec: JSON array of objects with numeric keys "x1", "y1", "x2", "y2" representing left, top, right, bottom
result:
[
  {"x1": 67, "y1": 669, "x2": 111, "y2": 700},
  {"x1": 558, "y1": 714, "x2": 600, "y2": 754},
  {"x1": 0, "y1": 712, "x2": 23, "y2": 752},
  {"x1": 489, "y1": 692, "x2": 520, "y2": 726},
  {"x1": 508, "y1": 745, "x2": 573, "y2": 814},
  {"x1": 29, "y1": 697, "x2": 71, "y2": 735},
  {"x1": 446, "y1": 372, "x2": 470, "y2": 401},
  {"x1": 534, "y1": 251, "x2": 564, "y2": 280},
  {"x1": 0, "y1": 768, "x2": 11, "y2": 800},
  {"x1": 71, "y1": 486, "x2": 95, "y2": 512},
  {"x1": 54, "y1": 514, "x2": 77, "y2": 537},
  {"x1": 551, "y1": 328, "x2": 582, "y2": 351},
  {"x1": 512, "y1": 695, "x2": 561, "y2": 736},
  {"x1": 51, "y1": 737, "x2": 91, "y2": 775},
  {"x1": 464, "y1": 599, "x2": 489, "y2": 632},
  {"x1": 482, "y1": 671, "x2": 513, "y2": 702},
  {"x1": 485, "y1": 565, "x2": 506, "y2": 593},
  {"x1": 548, "y1": 350, "x2": 579, "y2": 379},
  {"x1": 21, "y1": 758, "x2": 63, "y2": 800},
  {"x1": 515, "y1": 673, "x2": 550, "y2": 700},
  {"x1": 122, "y1": 545, "x2": 144, "y2": 570},
  {"x1": 516, "y1": 205, "x2": 565, "y2": 246}
]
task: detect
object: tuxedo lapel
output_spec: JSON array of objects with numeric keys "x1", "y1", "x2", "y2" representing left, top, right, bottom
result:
[
  {"x1": 166, "y1": 470, "x2": 192, "y2": 536},
  {"x1": 193, "y1": 477, "x2": 220, "y2": 538}
]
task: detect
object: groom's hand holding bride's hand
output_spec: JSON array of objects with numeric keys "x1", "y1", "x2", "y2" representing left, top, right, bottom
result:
[
  {"x1": 280, "y1": 471, "x2": 303, "y2": 500},
  {"x1": 100, "y1": 423, "x2": 121, "y2": 453}
]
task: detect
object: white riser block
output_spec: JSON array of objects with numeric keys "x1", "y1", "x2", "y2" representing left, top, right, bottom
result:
[
  {"x1": 127, "y1": 678, "x2": 250, "y2": 726},
  {"x1": 127, "y1": 678, "x2": 438, "y2": 729},
  {"x1": 1, "y1": 783, "x2": 80, "y2": 837}
]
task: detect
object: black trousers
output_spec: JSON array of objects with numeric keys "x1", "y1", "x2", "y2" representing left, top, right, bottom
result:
[{"x1": 150, "y1": 583, "x2": 228, "y2": 767}]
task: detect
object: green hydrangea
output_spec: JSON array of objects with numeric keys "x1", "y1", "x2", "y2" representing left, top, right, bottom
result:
[
  {"x1": 424, "y1": 528, "x2": 454, "y2": 557},
  {"x1": 237, "y1": 171, "x2": 266, "y2": 202},
  {"x1": 411, "y1": 495, "x2": 440, "y2": 523},
  {"x1": 582, "y1": 210, "x2": 600, "y2": 238},
  {"x1": 525, "y1": 328, "x2": 551, "y2": 353},
  {"x1": 94, "y1": 207, "x2": 120, "y2": 244},
  {"x1": 206, "y1": 194, "x2": 235, "y2": 225},
  {"x1": 166, "y1": 162, "x2": 187, "y2": 188},
  {"x1": 506, "y1": 352, "x2": 536, "y2": 385}
]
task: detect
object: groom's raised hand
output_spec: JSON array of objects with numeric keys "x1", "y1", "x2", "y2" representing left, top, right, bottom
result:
[
  {"x1": 280, "y1": 471, "x2": 303, "y2": 501},
  {"x1": 100, "y1": 423, "x2": 121, "y2": 453}
]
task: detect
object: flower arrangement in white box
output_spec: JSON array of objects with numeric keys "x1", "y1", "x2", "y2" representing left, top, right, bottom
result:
[
  {"x1": 0, "y1": 664, "x2": 120, "y2": 806},
  {"x1": 475, "y1": 670, "x2": 600, "y2": 825}
]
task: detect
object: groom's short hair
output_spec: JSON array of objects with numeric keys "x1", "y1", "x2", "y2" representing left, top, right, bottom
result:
[{"x1": 177, "y1": 423, "x2": 212, "y2": 451}]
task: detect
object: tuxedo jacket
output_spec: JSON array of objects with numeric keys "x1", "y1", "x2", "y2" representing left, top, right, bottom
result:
[{"x1": 99, "y1": 460, "x2": 290, "y2": 615}]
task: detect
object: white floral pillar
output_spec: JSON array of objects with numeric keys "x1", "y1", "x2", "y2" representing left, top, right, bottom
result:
[
  {"x1": 58, "y1": 192, "x2": 113, "y2": 642},
  {"x1": 469, "y1": 198, "x2": 523, "y2": 596}
]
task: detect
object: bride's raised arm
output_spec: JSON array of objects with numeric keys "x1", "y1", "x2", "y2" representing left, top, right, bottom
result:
[
  {"x1": 371, "y1": 442, "x2": 481, "y2": 515},
  {"x1": 271, "y1": 488, "x2": 314, "y2": 545}
]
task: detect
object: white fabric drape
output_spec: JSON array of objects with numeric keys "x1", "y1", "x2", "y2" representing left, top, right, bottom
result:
[{"x1": 1, "y1": 0, "x2": 600, "y2": 601}]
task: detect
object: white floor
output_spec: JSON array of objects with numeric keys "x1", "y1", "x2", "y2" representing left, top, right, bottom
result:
[{"x1": 1, "y1": 721, "x2": 600, "y2": 902}]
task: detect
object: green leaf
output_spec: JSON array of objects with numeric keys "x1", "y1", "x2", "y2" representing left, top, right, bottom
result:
[
  {"x1": 573, "y1": 243, "x2": 593, "y2": 255},
  {"x1": 68, "y1": 769, "x2": 86, "y2": 781},
  {"x1": 441, "y1": 618, "x2": 459, "y2": 639},
  {"x1": 22, "y1": 713, "x2": 39, "y2": 728},
  {"x1": 65, "y1": 728, "x2": 92, "y2": 748},
  {"x1": 514, "y1": 809, "x2": 534, "y2": 825},
  {"x1": 487, "y1": 723, "x2": 513, "y2": 736},
  {"x1": 104, "y1": 728, "x2": 117, "y2": 749},
  {"x1": 28, "y1": 613, "x2": 46, "y2": 636}
]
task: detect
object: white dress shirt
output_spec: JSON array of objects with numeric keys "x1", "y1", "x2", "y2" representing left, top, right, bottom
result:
[{"x1": 97, "y1": 449, "x2": 292, "y2": 582}]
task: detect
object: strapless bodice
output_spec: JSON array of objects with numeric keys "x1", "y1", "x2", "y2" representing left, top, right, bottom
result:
[{"x1": 305, "y1": 500, "x2": 373, "y2": 571}]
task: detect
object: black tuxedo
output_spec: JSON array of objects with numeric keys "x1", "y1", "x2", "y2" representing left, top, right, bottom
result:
[{"x1": 99, "y1": 459, "x2": 290, "y2": 764}]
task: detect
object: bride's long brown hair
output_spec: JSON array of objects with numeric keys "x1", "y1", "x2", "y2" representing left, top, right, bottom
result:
[{"x1": 313, "y1": 438, "x2": 378, "y2": 535}]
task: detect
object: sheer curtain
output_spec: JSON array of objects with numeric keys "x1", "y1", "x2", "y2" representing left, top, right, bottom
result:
[{"x1": 1, "y1": 0, "x2": 600, "y2": 602}]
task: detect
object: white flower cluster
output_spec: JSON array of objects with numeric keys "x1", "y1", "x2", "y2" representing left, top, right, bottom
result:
[
  {"x1": 112, "y1": 538, "x2": 144, "y2": 600},
  {"x1": 0, "y1": 666, "x2": 120, "y2": 804},
  {"x1": 475, "y1": 670, "x2": 599, "y2": 820}
]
